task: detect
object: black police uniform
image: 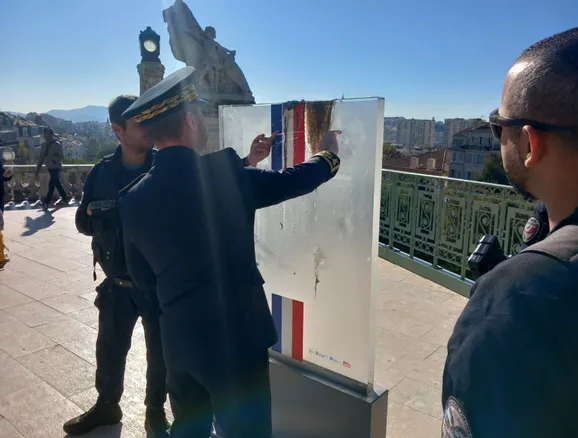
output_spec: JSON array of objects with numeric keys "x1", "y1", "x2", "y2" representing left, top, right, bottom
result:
[
  {"x1": 521, "y1": 200, "x2": 549, "y2": 249},
  {"x1": 442, "y1": 209, "x2": 578, "y2": 438},
  {"x1": 117, "y1": 66, "x2": 341, "y2": 438},
  {"x1": 69, "y1": 146, "x2": 167, "y2": 434}
]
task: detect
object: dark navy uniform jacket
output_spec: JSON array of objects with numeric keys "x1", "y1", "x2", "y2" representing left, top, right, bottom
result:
[
  {"x1": 76, "y1": 146, "x2": 155, "y2": 285},
  {"x1": 521, "y1": 200, "x2": 549, "y2": 249},
  {"x1": 118, "y1": 146, "x2": 339, "y2": 354},
  {"x1": 442, "y1": 209, "x2": 578, "y2": 438}
]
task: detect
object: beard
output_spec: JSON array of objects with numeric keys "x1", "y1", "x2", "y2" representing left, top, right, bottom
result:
[{"x1": 506, "y1": 171, "x2": 535, "y2": 201}]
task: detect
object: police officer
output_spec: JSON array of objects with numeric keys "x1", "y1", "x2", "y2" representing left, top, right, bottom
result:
[
  {"x1": 65, "y1": 94, "x2": 273, "y2": 437},
  {"x1": 63, "y1": 95, "x2": 169, "y2": 437},
  {"x1": 117, "y1": 66, "x2": 341, "y2": 438},
  {"x1": 442, "y1": 28, "x2": 578, "y2": 438}
]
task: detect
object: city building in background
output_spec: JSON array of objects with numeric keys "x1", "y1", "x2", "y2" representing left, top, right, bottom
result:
[
  {"x1": 448, "y1": 123, "x2": 499, "y2": 180},
  {"x1": 396, "y1": 118, "x2": 436, "y2": 149},
  {"x1": 0, "y1": 112, "x2": 18, "y2": 149},
  {"x1": 382, "y1": 147, "x2": 449, "y2": 176},
  {"x1": 383, "y1": 117, "x2": 404, "y2": 144},
  {"x1": 443, "y1": 118, "x2": 485, "y2": 148}
]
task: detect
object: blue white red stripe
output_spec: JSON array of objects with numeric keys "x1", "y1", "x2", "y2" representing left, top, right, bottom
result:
[
  {"x1": 271, "y1": 293, "x2": 304, "y2": 361},
  {"x1": 270, "y1": 104, "x2": 283, "y2": 171},
  {"x1": 268, "y1": 103, "x2": 307, "y2": 361}
]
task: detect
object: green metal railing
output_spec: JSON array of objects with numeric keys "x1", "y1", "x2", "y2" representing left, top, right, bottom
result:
[{"x1": 378, "y1": 170, "x2": 535, "y2": 297}]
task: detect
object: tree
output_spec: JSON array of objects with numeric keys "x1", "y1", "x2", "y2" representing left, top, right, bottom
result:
[
  {"x1": 477, "y1": 152, "x2": 509, "y2": 185},
  {"x1": 383, "y1": 143, "x2": 402, "y2": 161},
  {"x1": 86, "y1": 137, "x2": 100, "y2": 160}
]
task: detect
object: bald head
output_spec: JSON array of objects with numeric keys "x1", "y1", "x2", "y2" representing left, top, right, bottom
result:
[{"x1": 503, "y1": 27, "x2": 578, "y2": 128}]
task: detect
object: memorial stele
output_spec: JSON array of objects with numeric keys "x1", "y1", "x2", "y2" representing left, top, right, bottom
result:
[{"x1": 163, "y1": 0, "x2": 255, "y2": 153}]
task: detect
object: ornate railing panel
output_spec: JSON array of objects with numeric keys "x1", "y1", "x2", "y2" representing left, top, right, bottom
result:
[{"x1": 380, "y1": 170, "x2": 534, "y2": 283}]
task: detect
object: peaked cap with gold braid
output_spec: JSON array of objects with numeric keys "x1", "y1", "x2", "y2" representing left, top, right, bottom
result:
[{"x1": 122, "y1": 66, "x2": 207, "y2": 126}]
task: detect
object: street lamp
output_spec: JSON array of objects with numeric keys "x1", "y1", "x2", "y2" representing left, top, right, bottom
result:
[
  {"x1": 2, "y1": 146, "x2": 15, "y2": 164},
  {"x1": 139, "y1": 26, "x2": 161, "y2": 63}
]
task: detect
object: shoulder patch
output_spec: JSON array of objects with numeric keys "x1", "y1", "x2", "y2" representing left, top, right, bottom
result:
[
  {"x1": 118, "y1": 173, "x2": 146, "y2": 197},
  {"x1": 442, "y1": 397, "x2": 472, "y2": 438},
  {"x1": 523, "y1": 216, "x2": 541, "y2": 243}
]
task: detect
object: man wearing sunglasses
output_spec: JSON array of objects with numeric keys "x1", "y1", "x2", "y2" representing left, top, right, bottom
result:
[{"x1": 443, "y1": 28, "x2": 578, "y2": 438}]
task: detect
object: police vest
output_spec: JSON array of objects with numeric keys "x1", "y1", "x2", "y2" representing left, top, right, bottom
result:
[{"x1": 90, "y1": 156, "x2": 128, "y2": 279}]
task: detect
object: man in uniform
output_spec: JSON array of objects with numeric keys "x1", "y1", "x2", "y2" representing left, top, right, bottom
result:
[
  {"x1": 65, "y1": 94, "x2": 274, "y2": 437},
  {"x1": 35, "y1": 127, "x2": 68, "y2": 207},
  {"x1": 63, "y1": 95, "x2": 169, "y2": 437},
  {"x1": 442, "y1": 28, "x2": 578, "y2": 437},
  {"x1": 117, "y1": 66, "x2": 341, "y2": 438}
]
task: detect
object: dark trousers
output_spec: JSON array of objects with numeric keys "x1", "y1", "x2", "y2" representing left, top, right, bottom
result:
[
  {"x1": 45, "y1": 168, "x2": 67, "y2": 203},
  {"x1": 94, "y1": 282, "x2": 167, "y2": 410},
  {"x1": 166, "y1": 341, "x2": 272, "y2": 438}
]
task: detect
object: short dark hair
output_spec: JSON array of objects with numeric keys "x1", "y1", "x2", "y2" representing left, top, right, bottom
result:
[
  {"x1": 507, "y1": 28, "x2": 578, "y2": 128},
  {"x1": 108, "y1": 95, "x2": 138, "y2": 128},
  {"x1": 143, "y1": 104, "x2": 202, "y2": 144}
]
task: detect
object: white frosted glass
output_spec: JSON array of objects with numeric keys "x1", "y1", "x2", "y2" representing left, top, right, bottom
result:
[{"x1": 220, "y1": 99, "x2": 384, "y2": 386}]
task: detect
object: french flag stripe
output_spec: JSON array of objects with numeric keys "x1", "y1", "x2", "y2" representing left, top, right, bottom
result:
[
  {"x1": 291, "y1": 299, "x2": 304, "y2": 361},
  {"x1": 283, "y1": 108, "x2": 294, "y2": 169},
  {"x1": 292, "y1": 103, "x2": 306, "y2": 165},
  {"x1": 271, "y1": 294, "x2": 283, "y2": 354},
  {"x1": 271, "y1": 104, "x2": 283, "y2": 171},
  {"x1": 271, "y1": 293, "x2": 304, "y2": 361}
]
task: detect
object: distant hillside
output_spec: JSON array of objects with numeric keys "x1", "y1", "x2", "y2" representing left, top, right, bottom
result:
[{"x1": 46, "y1": 105, "x2": 108, "y2": 123}]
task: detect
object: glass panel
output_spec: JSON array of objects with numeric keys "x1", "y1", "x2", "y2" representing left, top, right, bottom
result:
[{"x1": 220, "y1": 98, "x2": 384, "y2": 387}]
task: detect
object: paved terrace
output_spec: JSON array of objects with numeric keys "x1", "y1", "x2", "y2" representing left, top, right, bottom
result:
[{"x1": 0, "y1": 206, "x2": 467, "y2": 438}]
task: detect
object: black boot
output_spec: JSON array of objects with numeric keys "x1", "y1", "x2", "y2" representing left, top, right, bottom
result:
[
  {"x1": 145, "y1": 408, "x2": 170, "y2": 438},
  {"x1": 63, "y1": 401, "x2": 122, "y2": 435}
]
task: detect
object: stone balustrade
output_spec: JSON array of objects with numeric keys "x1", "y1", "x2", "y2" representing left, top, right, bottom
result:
[{"x1": 2, "y1": 164, "x2": 93, "y2": 208}]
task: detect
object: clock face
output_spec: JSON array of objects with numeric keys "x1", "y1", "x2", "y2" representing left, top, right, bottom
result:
[{"x1": 143, "y1": 40, "x2": 157, "y2": 52}]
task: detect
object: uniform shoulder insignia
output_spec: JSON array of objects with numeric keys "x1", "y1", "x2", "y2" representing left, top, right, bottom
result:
[
  {"x1": 118, "y1": 173, "x2": 146, "y2": 198},
  {"x1": 312, "y1": 150, "x2": 340, "y2": 174},
  {"x1": 523, "y1": 216, "x2": 541, "y2": 243},
  {"x1": 442, "y1": 397, "x2": 472, "y2": 438}
]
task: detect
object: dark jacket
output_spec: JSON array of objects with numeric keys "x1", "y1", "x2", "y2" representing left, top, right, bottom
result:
[
  {"x1": 0, "y1": 158, "x2": 13, "y2": 213},
  {"x1": 76, "y1": 146, "x2": 154, "y2": 281},
  {"x1": 118, "y1": 146, "x2": 339, "y2": 354},
  {"x1": 442, "y1": 209, "x2": 578, "y2": 438}
]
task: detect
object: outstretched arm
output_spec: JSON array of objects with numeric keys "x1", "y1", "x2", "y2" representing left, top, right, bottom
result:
[{"x1": 244, "y1": 151, "x2": 340, "y2": 210}]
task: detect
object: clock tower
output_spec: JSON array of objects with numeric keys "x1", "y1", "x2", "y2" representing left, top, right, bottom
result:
[{"x1": 137, "y1": 27, "x2": 165, "y2": 95}]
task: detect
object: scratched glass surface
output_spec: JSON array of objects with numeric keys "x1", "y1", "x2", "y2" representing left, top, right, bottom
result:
[{"x1": 220, "y1": 98, "x2": 384, "y2": 387}]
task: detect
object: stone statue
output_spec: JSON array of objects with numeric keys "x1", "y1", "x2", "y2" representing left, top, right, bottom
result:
[{"x1": 163, "y1": 0, "x2": 254, "y2": 103}]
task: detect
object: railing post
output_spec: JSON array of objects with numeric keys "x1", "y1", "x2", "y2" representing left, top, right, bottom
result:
[
  {"x1": 459, "y1": 183, "x2": 474, "y2": 280},
  {"x1": 432, "y1": 178, "x2": 445, "y2": 269},
  {"x1": 388, "y1": 172, "x2": 398, "y2": 250}
]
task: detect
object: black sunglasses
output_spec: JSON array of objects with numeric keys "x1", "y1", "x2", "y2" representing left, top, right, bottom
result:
[{"x1": 488, "y1": 108, "x2": 575, "y2": 141}]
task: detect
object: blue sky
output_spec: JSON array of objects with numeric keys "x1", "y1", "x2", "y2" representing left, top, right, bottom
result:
[{"x1": 2, "y1": 0, "x2": 578, "y2": 119}]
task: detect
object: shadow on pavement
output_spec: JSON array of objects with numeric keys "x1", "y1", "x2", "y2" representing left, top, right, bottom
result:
[{"x1": 21, "y1": 210, "x2": 55, "y2": 236}]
